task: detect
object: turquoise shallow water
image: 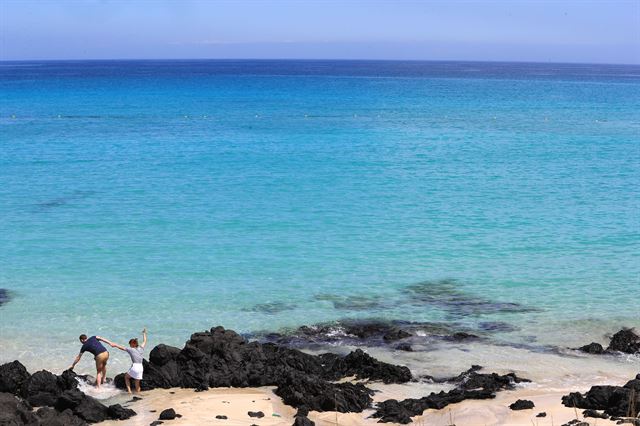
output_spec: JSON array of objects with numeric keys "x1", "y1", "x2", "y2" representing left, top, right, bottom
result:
[{"x1": 0, "y1": 60, "x2": 639, "y2": 368}]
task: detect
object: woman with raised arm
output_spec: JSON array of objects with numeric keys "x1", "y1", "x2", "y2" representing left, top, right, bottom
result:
[{"x1": 99, "y1": 328, "x2": 147, "y2": 393}]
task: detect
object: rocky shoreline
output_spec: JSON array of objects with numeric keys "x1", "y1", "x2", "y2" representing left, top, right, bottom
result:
[{"x1": 1, "y1": 324, "x2": 639, "y2": 425}]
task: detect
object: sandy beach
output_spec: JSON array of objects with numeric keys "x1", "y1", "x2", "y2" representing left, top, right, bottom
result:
[
  {"x1": 96, "y1": 381, "x2": 627, "y2": 426},
  {"x1": 99, "y1": 387, "x2": 295, "y2": 426}
]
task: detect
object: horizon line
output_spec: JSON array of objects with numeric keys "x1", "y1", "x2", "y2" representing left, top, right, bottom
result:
[{"x1": 1, "y1": 57, "x2": 640, "y2": 67}]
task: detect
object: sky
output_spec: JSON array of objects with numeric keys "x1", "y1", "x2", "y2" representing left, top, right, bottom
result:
[{"x1": 1, "y1": 0, "x2": 639, "y2": 64}]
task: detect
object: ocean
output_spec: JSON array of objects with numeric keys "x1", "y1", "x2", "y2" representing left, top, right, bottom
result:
[{"x1": 1, "y1": 60, "x2": 639, "y2": 378}]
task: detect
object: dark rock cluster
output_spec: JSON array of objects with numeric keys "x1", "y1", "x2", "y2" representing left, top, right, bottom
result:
[
  {"x1": 113, "y1": 326, "x2": 410, "y2": 414},
  {"x1": 577, "y1": 328, "x2": 640, "y2": 355},
  {"x1": 371, "y1": 366, "x2": 531, "y2": 423},
  {"x1": 0, "y1": 360, "x2": 136, "y2": 425},
  {"x1": 562, "y1": 374, "x2": 640, "y2": 418},
  {"x1": 108, "y1": 325, "x2": 530, "y2": 424}
]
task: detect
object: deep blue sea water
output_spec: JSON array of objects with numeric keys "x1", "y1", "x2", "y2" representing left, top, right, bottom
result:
[{"x1": 1, "y1": 60, "x2": 639, "y2": 369}]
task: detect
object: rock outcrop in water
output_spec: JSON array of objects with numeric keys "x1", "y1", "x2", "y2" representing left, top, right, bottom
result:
[
  {"x1": 607, "y1": 329, "x2": 640, "y2": 354},
  {"x1": 561, "y1": 374, "x2": 640, "y2": 418},
  {"x1": 576, "y1": 328, "x2": 640, "y2": 355},
  {"x1": 0, "y1": 360, "x2": 136, "y2": 424},
  {"x1": 256, "y1": 318, "x2": 489, "y2": 351},
  {"x1": 577, "y1": 342, "x2": 606, "y2": 354}
]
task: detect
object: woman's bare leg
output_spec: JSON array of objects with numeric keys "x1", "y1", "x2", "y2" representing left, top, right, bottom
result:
[
  {"x1": 124, "y1": 373, "x2": 132, "y2": 394},
  {"x1": 134, "y1": 379, "x2": 141, "y2": 393}
]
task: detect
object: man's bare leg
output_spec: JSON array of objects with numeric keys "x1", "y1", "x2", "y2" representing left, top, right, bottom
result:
[
  {"x1": 94, "y1": 352, "x2": 108, "y2": 387},
  {"x1": 95, "y1": 361, "x2": 102, "y2": 388},
  {"x1": 101, "y1": 363, "x2": 107, "y2": 384}
]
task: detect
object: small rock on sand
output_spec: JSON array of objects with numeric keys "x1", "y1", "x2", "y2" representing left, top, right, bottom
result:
[
  {"x1": 509, "y1": 399, "x2": 535, "y2": 410},
  {"x1": 159, "y1": 408, "x2": 177, "y2": 420}
]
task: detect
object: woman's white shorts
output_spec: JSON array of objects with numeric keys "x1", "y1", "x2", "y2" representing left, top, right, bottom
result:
[{"x1": 127, "y1": 363, "x2": 143, "y2": 380}]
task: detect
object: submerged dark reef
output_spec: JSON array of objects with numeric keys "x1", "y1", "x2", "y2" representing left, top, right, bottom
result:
[
  {"x1": 405, "y1": 279, "x2": 541, "y2": 319},
  {"x1": 34, "y1": 190, "x2": 96, "y2": 212},
  {"x1": 253, "y1": 318, "x2": 482, "y2": 351},
  {"x1": 302, "y1": 279, "x2": 542, "y2": 320},
  {"x1": 0, "y1": 289, "x2": 9, "y2": 307}
]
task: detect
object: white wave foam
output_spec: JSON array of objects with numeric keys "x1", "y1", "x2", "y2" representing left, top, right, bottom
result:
[{"x1": 76, "y1": 377, "x2": 121, "y2": 400}]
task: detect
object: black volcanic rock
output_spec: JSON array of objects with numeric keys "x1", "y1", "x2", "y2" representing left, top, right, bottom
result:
[
  {"x1": 248, "y1": 411, "x2": 264, "y2": 418},
  {"x1": 453, "y1": 367, "x2": 530, "y2": 392},
  {"x1": 395, "y1": 343, "x2": 413, "y2": 352},
  {"x1": 509, "y1": 399, "x2": 534, "y2": 410},
  {"x1": 0, "y1": 362, "x2": 135, "y2": 424},
  {"x1": 150, "y1": 344, "x2": 182, "y2": 366},
  {"x1": 275, "y1": 370, "x2": 373, "y2": 412},
  {"x1": 607, "y1": 329, "x2": 640, "y2": 354},
  {"x1": 21, "y1": 370, "x2": 64, "y2": 406},
  {"x1": 0, "y1": 392, "x2": 39, "y2": 425},
  {"x1": 55, "y1": 388, "x2": 109, "y2": 423},
  {"x1": 0, "y1": 360, "x2": 30, "y2": 394},
  {"x1": 159, "y1": 408, "x2": 177, "y2": 420},
  {"x1": 373, "y1": 388, "x2": 497, "y2": 424},
  {"x1": 382, "y1": 329, "x2": 412, "y2": 341},
  {"x1": 36, "y1": 406, "x2": 88, "y2": 426},
  {"x1": 259, "y1": 318, "x2": 464, "y2": 348},
  {"x1": 293, "y1": 405, "x2": 315, "y2": 426},
  {"x1": 577, "y1": 342, "x2": 605, "y2": 354},
  {"x1": 107, "y1": 404, "x2": 136, "y2": 420},
  {"x1": 372, "y1": 367, "x2": 530, "y2": 423},
  {"x1": 293, "y1": 415, "x2": 316, "y2": 426},
  {"x1": 561, "y1": 421, "x2": 589, "y2": 426},
  {"x1": 582, "y1": 409, "x2": 609, "y2": 419},
  {"x1": 562, "y1": 375, "x2": 640, "y2": 417},
  {"x1": 0, "y1": 394, "x2": 86, "y2": 426},
  {"x1": 446, "y1": 332, "x2": 480, "y2": 341},
  {"x1": 320, "y1": 349, "x2": 412, "y2": 384},
  {"x1": 114, "y1": 325, "x2": 410, "y2": 413},
  {"x1": 536, "y1": 412, "x2": 547, "y2": 417},
  {"x1": 577, "y1": 329, "x2": 640, "y2": 356}
]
